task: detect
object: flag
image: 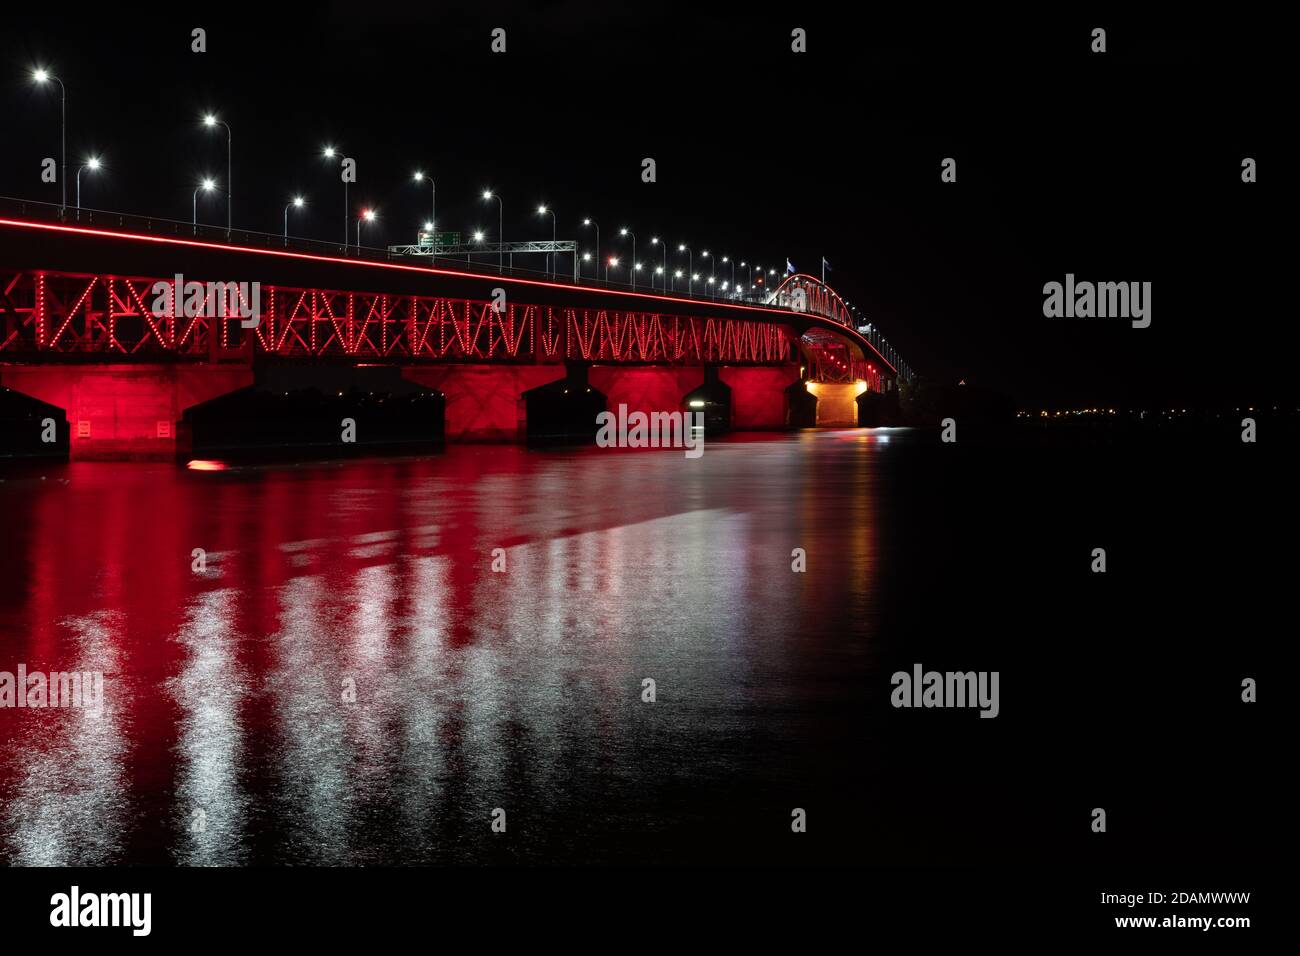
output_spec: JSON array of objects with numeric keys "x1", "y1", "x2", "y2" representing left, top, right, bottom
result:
[{"x1": 785, "y1": 260, "x2": 795, "y2": 275}]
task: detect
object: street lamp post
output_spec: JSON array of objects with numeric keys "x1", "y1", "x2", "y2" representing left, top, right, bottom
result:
[
  {"x1": 651, "y1": 237, "x2": 669, "y2": 291},
  {"x1": 32, "y1": 69, "x2": 67, "y2": 212},
  {"x1": 672, "y1": 269, "x2": 683, "y2": 293},
  {"x1": 678, "y1": 244, "x2": 693, "y2": 294},
  {"x1": 482, "y1": 191, "x2": 503, "y2": 271},
  {"x1": 722, "y1": 256, "x2": 735, "y2": 295},
  {"x1": 619, "y1": 229, "x2": 636, "y2": 291},
  {"x1": 582, "y1": 219, "x2": 600, "y2": 283},
  {"x1": 537, "y1": 205, "x2": 556, "y2": 279},
  {"x1": 413, "y1": 171, "x2": 435, "y2": 236},
  {"x1": 75, "y1": 157, "x2": 100, "y2": 214},
  {"x1": 193, "y1": 179, "x2": 217, "y2": 234},
  {"x1": 606, "y1": 256, "x2": 618, "y2": 283},
  {"x1": 322, "y1": 147, "x2": 349, "y2": 249},
  {"x1": 357, "y1": 208, "x2": 375, "y2": 248},
  {"x1": 284, "y1": 196, "x2": 305, "y2": 245},
  {"x1": 203, "y1": 115, "x2": 232, "y2": 235}
]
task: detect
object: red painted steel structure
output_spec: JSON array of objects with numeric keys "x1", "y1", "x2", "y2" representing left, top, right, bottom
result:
[
  {"x1": 0, "y1": 217, "x2": 899, "y2": 457},
  {"x1": 770, "y1": 273, "x2": 855, "y2": 328},
  {"x1": 1, "y1": 269, "x2": 794, "y2": 366}
]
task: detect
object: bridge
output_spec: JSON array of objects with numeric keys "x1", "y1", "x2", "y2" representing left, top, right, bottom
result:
[{"x1": 0, "y1": 209, "x2": 905, "y2": 460}]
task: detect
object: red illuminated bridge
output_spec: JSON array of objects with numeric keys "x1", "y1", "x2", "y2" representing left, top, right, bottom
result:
[{"x1": 0, "y1": 215, "x2": 903, "y2": 459}]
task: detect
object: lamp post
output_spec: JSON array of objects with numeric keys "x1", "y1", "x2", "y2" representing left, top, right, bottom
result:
[
  {"x1": 619, "y1": 229, "x2": 637, "y2": 291},
  {"x1": 284, "y1": 196, "x2": 305, "y2": 245},
  {"x1": 651, "y1": 237, "x2": 669, "y2": 291},
  {"x1": 678, "y1": 244, "x2": 693, "y2": 294},
  {"x1": 193, "y1": 178, "x2": 217, "y2": 234},
  {"x1": 323, "y1": 147, "x2": 348, "y2": 249},
  {"x1": 722, "y1": 256, "x2": 735, "y2": 295},
  {"x1": 357, "y1": 208, "x2": 375, "y2": 248},
  {"x1": 203, "y1": 114, "x2": 232, "y2": 235},
  {"x1": 482, "y1": 190, "x2": 503, "y2": 271},
  {"x1": 672, "y1": 269, "x2": 683, "y2": 293},
  {"x1": 606, "y1": 256, "x2": 618, "y2": 283},
  {"x1": 582, "y1": 218, "x2": 600, "y2": 283},
  {"x1": 75, "y1": 157, "x2": 100, "y2": 214},
  {"x1": 32, "y1": 69, "x2": 67, "y2": 212},
  {"x1": 537, "y1": 205, "x2": 556, "y2": 278},
  {"x1": 413, "y1": 171, "x2": 435, "y2": 235}
]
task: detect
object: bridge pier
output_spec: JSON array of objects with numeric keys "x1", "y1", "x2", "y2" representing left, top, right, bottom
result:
[
  {"x1": 400, "y1": 365, "x2": 567, "y2": 442},
  {"x1": 805, "y1": 381, "x2": 867, "y2": 427},
  {"x1": 588, "y1": 366, "x2": 705, "y2": 420},
  {"x1": 0, "y1": 364, "x2": 253, "y2": 460},
  {"x1": 719, "y1": 366, "x2": 803, "y2": 429}
]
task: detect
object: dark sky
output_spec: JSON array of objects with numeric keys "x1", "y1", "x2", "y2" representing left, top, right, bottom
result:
[{"x1": 0, "y1": 4, "x2": 1282, "y2": 408}]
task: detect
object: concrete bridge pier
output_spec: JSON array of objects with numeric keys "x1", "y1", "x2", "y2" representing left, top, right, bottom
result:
[
  {"x1": 588, "y1": 366, "x2": 705, "y2": 420},
  {"x1": 0, "y1": 364, "x2": 253, "y2": 460},
  {"x1": 399, "y1": 365, "x2": 567, "y2": 442},
  {"x1": 719, "y1": 365, "x2": 804, "y2": 429}
]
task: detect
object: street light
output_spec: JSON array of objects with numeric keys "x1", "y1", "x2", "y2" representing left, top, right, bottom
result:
[
  {"x1": 582, "y1": 218, "x2": 600, "y2": 282},
  {"x1": 672, "y1": 269, "x2": 683, "y2": 293},
  {"x1": 284, "y1": 196, "x2": 305, "y2": 245},
  {"x1": 678, "y1": 244, "x2": 693, "y2": 294},
  {"x1": 323, "y1": 146, "x2": 348, "y2": 249},
  {"x1": 203, "y1": 114, "x2": 232, "y2": 235},
  {"x1": 650, "y1": 237, "x2": 669, "y2": 291},
  {"x1": 413, "y1": 171, "x2": 435, "y2": 236},
  {"x1": 721, "y1": 255, "x2": 735, "y2": 294},
  {"x1": 75, "y1": 157, "x2": 100, "y2": 213},
  {"x1": 482, "y1": 190, "x2": 503, "y2": 271},
  {"x1": 32, "y1": 69, "x2": 67, "y2": 211},
  {"x1": 357, "y1": 208, "x2": 376, "y2": 248},
  {"x1": 537, "y1": 205, "x2": 556, "y2": 279},
  {"x1": 702, "y1": 250, "x2": 716, "y2": 295},
  {"x1": 619, "y1": 229, "x2": 637, "y2": 291},
  {"x1": 606, "y1": 256, "x2": 618, "y2": 283},
  {"x1": 193, "y1": 178, "x2": 218, "y2": 234}
]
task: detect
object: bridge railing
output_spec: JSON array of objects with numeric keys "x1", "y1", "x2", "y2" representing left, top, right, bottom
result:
[{"x1": 0, "y1": 194, "x2": 779, "y2": 310}]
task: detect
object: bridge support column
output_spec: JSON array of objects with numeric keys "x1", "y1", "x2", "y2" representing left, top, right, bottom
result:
[
  {"x1": 587, "y1": 366, "x2": 705, "y2": 419},
  {"x1": 718, "y1": 365, "x2": 803, "y2": 430},
  {"x1": 806, "y1": 382, "x2": 867, "y2": 427},
  {"x1": 400, "y1": 365, "x2": 567, "y2": 442},
  {"x1": 0, "y1": 364, "x2": 253, "y2": 460}
]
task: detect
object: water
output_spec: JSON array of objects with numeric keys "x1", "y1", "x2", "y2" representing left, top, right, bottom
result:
[{"x1": 0, "y1": 428, "x2": 1277, "y2": 865}]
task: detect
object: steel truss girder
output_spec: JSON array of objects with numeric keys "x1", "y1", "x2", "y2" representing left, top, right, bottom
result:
[{"x1": 0, "y1": 269, "x2": 796, "y2": 366}]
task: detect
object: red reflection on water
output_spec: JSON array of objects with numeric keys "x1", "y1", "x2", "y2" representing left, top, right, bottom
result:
[{"x1": 0, "y1": 439, "x2": 879, "y2": 864}]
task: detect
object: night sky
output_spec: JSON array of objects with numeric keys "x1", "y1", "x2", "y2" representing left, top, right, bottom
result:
[{"x1": 0, "y1": 5, "x2": 1281, "y2": 408}]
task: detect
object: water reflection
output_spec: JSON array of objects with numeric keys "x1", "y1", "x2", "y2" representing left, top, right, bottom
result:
[{"x1": 0, "y1": 432, "x2": 885, "y2": 864}]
